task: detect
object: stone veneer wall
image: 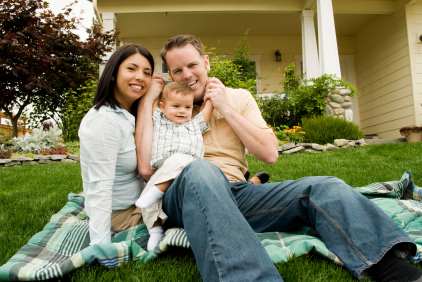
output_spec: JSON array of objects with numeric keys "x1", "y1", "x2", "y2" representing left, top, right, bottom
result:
[
  {"x1": 0, "y1": 154, "x2": 80, "y2": 167},
  {"x1": 325, "y1": 86, "x2": 353, "y2": 122}
]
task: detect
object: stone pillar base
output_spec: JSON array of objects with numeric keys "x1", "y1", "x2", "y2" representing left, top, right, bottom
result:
[{"x1": 325, "y1": 86, "x2": 353, "y2": 121}]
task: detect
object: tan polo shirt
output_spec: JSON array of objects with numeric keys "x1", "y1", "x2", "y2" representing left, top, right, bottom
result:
[{"x1": 193, "y1": 88, "x2": 274, "y2": 182}]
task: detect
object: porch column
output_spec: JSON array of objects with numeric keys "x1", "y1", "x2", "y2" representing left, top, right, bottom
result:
[
  {"x1": 316, "y1": 0, "x2": 341, "y2": 78},
  {"x1": 301, "y1": 10, "x2": 320, "y2": 80},
  {"x1": 99, "y1": 12, "x2": 117, "y2": 77}
]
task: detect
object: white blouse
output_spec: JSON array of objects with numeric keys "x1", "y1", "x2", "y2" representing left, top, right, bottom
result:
[{"x1": 79, "y1": 105, "x2": 145, "y2": 245}]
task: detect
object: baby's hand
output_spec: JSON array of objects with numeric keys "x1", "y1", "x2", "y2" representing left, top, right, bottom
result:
[{"x1": 144, "y1": 74, "x2": 164, "y2": 103}]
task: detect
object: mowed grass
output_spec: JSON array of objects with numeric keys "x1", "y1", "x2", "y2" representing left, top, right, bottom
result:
[{"x1": 1, "y1": 142, "x2": 422, "y2": 281}]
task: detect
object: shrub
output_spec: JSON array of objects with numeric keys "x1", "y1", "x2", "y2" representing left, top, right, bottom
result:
[
  {"x1": 258, "y1": 63, "x2": 359, "y2": 129},
  {"x1": 258, "y1": 93, "x2": 291, "y2": 129},
  {"x1": 301, "y1": 115, "x2": 364, "y2": 145},
  {"x1": 42, "y1": 120, "x2": 54, "y2": 131},
  {"x1": 39, "y1": 146, "x2": 68, "y2": 155},
  {"x1": 62, "y1": 76, "x2": 96, "y2": 141},
  {"x1": 11, "y1": 127, "x2": 64, "y2": 154},
  {"x1": 206, "y1": 29, "x2": 258, "y2": 97},
  {"x1": 63, "y1": 141, "x2": 80, "y2": 155},
  {"x1": 0, "y1": 144, "x2": 12, "y2": 159}
]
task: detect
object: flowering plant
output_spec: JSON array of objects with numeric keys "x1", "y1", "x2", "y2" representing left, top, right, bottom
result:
[
  {"x1": 39, "y1": 146, "x2": 69, "y2": 155},
  {"x1": 285, "y1": 126, "x2": 306, "y2": 145},
  {"x1": 274, "y1": 125, "x2": 305, "y2": 145}
]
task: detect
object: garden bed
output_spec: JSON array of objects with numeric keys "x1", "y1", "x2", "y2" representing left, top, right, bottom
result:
[
  {"x1": 0, "y1": 154, "x2": 80, "y2": 167},
  {"x1": 277, "y1": 138, "x2": 367, "y2": 154}
]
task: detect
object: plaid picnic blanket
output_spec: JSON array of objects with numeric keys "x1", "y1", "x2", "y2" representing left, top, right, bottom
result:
[{"x1": 1, "y1": 171, "x2": 422, "y2": 281}]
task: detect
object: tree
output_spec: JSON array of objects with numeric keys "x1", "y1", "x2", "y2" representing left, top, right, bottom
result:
[{"x1": 0, "y1": 0, "x2": 119, "y2": 137}]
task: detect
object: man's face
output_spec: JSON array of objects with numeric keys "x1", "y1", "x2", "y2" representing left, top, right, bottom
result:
[{"x1": 165, "y1": 44, "x2": 210, "y2": 101}]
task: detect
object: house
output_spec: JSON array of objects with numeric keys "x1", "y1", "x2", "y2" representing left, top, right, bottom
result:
[{"x1": 91, "y1": 0, "x2": 422, "y2": 139}]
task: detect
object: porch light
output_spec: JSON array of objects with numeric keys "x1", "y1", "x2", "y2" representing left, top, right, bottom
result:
[{"x1": 275, "y1": 50, "x2": 282, "y2": 62}]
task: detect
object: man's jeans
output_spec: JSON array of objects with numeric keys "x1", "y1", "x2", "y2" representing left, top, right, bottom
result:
[{"x1": 162, "y1": 160, "x2": 415, "y2": 282}]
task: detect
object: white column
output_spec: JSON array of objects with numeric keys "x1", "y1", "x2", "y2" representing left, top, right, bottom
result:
[
  {"x1": 99, "y1": 12, "x2": 117, "y2": 77},
  {"x1": 317, "y1": 0, "x2": 341, "y2": 78},
  {"x1": 301, "y1": 10, "x2": 320, "y2": 80}
]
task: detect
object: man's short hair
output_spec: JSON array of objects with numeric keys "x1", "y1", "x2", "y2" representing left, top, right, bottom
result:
[
  {"x1": 161, "y1": 81, "x2": 194, "y2": 103},
  {"x1": 161, "y1": 35, "x2": 205, "y2": 66}
]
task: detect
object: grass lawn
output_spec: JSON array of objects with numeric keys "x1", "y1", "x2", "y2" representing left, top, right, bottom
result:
[{"x1": 1, "y1": 142, "x2": 422, "y2": 281}]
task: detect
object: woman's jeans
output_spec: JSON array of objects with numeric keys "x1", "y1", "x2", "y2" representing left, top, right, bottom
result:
[{"x1": 162, "y1": 160, "x2": 415, "y2": 282}]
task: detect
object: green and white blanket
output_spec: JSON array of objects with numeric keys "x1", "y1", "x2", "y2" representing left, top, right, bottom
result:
[{"x1": 1, "y1": 171, "x2": 422, "y2": 281}]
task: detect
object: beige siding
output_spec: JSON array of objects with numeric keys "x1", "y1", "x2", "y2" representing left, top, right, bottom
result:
[
  {"x1": 405, "y1": 3, "x2": 422, "y2": 129},
  {"x1": 354, "y1": 7, "x2": 412, "y2": 138},
  {"x1": 124, "y1": 35, "x2": 354, "y2": 94}
]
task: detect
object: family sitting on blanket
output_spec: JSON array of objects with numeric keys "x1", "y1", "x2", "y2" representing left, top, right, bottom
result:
[{"x1": 79, "y1": 36, "x2": 422, "y2": 282}]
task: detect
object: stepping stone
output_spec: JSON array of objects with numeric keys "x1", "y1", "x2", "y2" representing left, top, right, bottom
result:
[{"x1": 282, "y1": 146, "x2": 304, "y2": 154}]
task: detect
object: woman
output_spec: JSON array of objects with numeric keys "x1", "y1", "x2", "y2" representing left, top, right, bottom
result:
[{"x1": 79, "y1": 44, "x2": 164, "y2": 245}]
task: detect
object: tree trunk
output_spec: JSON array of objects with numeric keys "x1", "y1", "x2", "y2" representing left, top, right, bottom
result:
[
  {"x1": 5, "y1": 112, "x2": 20, "y2": 138},
  {"x1": 3, "y1": 98, "x2": 31, "y2": 138},
  {"x1": 11, "y1": 116, "x2": 19, "y2": 138}
]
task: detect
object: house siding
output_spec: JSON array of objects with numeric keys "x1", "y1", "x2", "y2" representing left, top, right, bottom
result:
[
  {"x1": 354, "y1": 7, "x2": 413, "y2": 138},
  {"x1": 405, "y1": 3, "x2": 422, "y2": 129}
]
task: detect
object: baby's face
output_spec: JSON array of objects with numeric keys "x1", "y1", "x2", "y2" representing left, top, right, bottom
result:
[{"x1": 160, "y1": 91, "x2": 194, "y2": 124}]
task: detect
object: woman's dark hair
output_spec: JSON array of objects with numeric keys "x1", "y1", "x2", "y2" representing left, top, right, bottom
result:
[{"x1": 93, "y1": 44, "x2": 155, "y2": 111}]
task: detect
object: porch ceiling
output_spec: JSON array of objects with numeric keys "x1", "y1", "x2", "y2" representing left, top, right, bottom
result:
[
  {"x1": 96, "y1": 0, "x2": 408, "y2": 14},
  {"x1": 115, "y1": 12, "x2": 375, "y2": 38},
  {"x1": 94, "y1": 0, "x2": 408, "y2": 39}
]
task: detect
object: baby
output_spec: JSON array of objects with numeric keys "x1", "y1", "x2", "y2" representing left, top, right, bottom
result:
[{"x1": 135, "y1": 81, "x2": 213, "y2": 251}]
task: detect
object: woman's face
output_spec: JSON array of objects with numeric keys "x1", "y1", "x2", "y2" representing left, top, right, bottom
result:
[{"x1": 114, "y1": 53, "x2": 152, "y2": 111}]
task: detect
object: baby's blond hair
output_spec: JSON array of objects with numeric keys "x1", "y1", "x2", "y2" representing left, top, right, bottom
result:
[{"x1": 161, "y1": 81, "x2": 194, "y2": 104}]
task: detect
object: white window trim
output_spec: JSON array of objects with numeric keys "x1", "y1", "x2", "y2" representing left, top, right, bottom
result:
[{"x1": 155, "y1": 57, "x2": 172, "y2": 84}]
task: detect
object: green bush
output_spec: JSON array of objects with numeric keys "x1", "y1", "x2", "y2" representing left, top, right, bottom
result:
[
  {"x1": 258, "y1": 93, "x2": 291, "y2": 128},
  {"x1": 63, "y1": 141, "x2": 80, "y2": 155},
  {"x1": 301, "y1": 115, "x2": 364, "y2": 145},
  {"x1": 62, "y1": 76, "x2": 96, "y2": 142},
  {"x1": 258, "y1": 62, "x2": 359, "y2": 129},
  {"x1": 207, "y1": 29, "x2": 258, "y2": 96}
]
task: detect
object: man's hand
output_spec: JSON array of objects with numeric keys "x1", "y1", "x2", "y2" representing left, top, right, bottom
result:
[
  {"x1": 204, "y1": 77, "x2": 231, "y2": 116},
  {"x1": 204, "y1": 77, "x2": 278, "y2": 164}
]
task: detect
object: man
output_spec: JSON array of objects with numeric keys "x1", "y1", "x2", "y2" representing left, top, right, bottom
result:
[{"x1": 136, "y1": 34, "x2": 421, "y2": 282}]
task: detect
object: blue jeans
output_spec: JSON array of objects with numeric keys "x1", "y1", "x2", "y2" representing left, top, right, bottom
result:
[{"x1": 162, "y1": 160, "x2": 415, "y2": 282}]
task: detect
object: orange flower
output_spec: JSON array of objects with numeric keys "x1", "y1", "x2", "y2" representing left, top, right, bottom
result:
[
  {"x1": 284, "y1": 129, "x2": 289, "y2": 133},
  {"x1": 300, "y1": 131, "x2": 305, "y2": 135}
]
